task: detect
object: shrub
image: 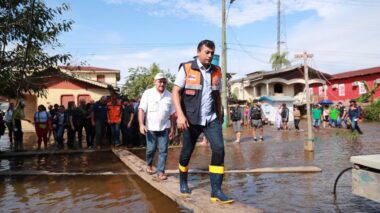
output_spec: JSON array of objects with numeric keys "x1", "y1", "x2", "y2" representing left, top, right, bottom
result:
[{"x1": 363, "y1": 100, "x2": 380, "y2": 121}]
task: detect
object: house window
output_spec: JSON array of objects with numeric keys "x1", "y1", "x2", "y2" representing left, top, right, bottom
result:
[
  {"x1": 338, "y1": 84, "x2": 345, "y2": 96},
  {"x1": 97, "y1": 75, "x2": 105, "y2": 83},
  {"x1": 61, "y1": 95, "x2": 75, "y2": 108},
  {"x1": 358, "y1": 82, "x2": 367, "y2": 95},
  {"x1": 318, "y1": 86, "x2": 324, "y2": 97},
  {"x1": 274, "y1": 83, "x2": 283, "y2": 93}
]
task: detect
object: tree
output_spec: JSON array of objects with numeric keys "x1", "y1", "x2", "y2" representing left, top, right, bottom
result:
[
  {"x1": 269, "y1": 51, "x2": 291, "y2": 71},
  {"x1": 0, "y1": 0, "x2": 73, "y2": 98},
  {"x1": 121, "y1": 63, "x2": 175, "y2": 99},
  {"x1": 356, "y1": 81, "x2": 378, "y2": 103}
]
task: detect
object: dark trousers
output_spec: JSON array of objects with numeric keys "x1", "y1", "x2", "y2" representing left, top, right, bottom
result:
[
  {"x1": 121, "y1": 123, "x2": 132, "y2": 147},
  {"x1": 179, "y1": 119, "x2": 225, "y2": 167},
  {"x1": 84, "y1": 121, "x2": 94, "y2": 147},
  {"x1": 54, "y1": 125, "x2": 65, "y2": 149},
  {"x1": 94, "y1": 121, "x2": 107, "y2": 147},
  {"x1": 75, "y1": 123, "x2": 85, "y2": 147},
  {"x1": 294, "y1": 119, "x2": 300, "y2": 130},
  {"x1": 67, "y1": 127, "x2": 75, "y2": 149}
]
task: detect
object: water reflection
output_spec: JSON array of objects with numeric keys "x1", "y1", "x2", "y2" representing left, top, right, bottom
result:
[{"x1": 0, "y1": 152, "x2": 186, "y2": 212}]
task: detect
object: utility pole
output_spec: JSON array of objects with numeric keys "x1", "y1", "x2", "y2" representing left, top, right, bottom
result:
[
  {"x1": 295, "y1": 51, "x2": 314, "y2": 152},
  {"x1": 277, "y1": 0, "x2": 281, "y2": 55},
  {"x1": 221, "y1": 0, "x2": 228, "y2": 128}
]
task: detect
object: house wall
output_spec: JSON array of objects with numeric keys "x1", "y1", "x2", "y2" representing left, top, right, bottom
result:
[
  {"x1": 74, "y1": 72, "x2": 118, "y2": 87},
  {"x1": 38, "y1": 87, "x2": 110, "y2": 107},
  {"x1": 311, "y1": 74, "x2": 380, "y2": 103}
]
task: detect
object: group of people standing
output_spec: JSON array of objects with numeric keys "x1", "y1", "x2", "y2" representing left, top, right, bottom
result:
[
  {"x1": 2, "y1": 95, "x2": 139, "y2": 151},
  {"x1": 230, "y1": 101, "x2": 295, "y2": 143},
  {"x1": 312, "y1": 99, "x2": 363, "y2": 134}
]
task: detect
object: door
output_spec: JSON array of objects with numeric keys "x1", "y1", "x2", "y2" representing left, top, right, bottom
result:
[{"x1": 61, "y1": 95, "x2": 75, "y2": 108}]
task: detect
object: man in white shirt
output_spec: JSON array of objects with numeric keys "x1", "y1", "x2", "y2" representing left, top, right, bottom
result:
[{"x1": 139, "y1": 73, "x2": 175, "y2": 180}]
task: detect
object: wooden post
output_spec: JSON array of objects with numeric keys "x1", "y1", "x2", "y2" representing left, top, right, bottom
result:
[{"x1": 295, "y1": 51, "x2": 314, "y2": 152}]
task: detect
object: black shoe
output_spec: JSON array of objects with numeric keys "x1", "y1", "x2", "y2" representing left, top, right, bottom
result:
[
  {"x1": 254, "y1": 138, "x2": 257, "y2": 142},
  {"x1": 259, "y1": 137, "x2": 264, "y2": 142}
]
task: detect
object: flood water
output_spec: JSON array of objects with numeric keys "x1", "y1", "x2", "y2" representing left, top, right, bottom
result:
[{"x1": 1, "y1": 122, "x2": 380, "y2": 212}]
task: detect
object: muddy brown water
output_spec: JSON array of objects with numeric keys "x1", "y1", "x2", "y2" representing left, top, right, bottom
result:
[{"x1": 1, "y1": 122, "x2": 380, "y2": 212}]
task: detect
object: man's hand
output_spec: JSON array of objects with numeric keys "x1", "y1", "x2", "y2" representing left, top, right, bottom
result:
[
  {"x1": 139, "y1": 124, "x2": 147, "y2": 135},
  {"x1": 176, "y1": 114, "x2": 189, "y2": 130},
  {"x1": 169, "y1": 127, "x2": 174, "y2": 140}
]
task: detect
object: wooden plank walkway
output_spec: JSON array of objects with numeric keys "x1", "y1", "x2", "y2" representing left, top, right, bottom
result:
[
  {"x1": 0, "y1": 171, "x2": 133, "y2": 176},
  {"x1": 165, "y1": 166, "x2": 322, "y2": 174},
  {"x1": 112, "y1": 147, "x2": 263, "y2": 213},
  {"x1": 0, "y1": 148, "x2": 111, "y2": 158}
]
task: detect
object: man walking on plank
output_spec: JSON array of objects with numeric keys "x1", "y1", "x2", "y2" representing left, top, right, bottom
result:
[{"x1": 172, "y1": 39, "x2": 234, "y2": 204}]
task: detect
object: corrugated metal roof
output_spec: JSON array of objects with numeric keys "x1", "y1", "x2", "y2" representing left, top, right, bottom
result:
[{"x1": 332, "y1": 66, "x2": 380, "y2": 80}]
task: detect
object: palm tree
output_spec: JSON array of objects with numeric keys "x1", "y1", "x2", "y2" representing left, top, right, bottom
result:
[
  {"x1": 356, "y1": 81, "x2": 378, "y2": 103},
  {"x1": 270, "y1": 52, "x2": 291, "y2": 71}
]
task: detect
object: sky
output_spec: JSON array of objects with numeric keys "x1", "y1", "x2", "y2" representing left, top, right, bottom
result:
[{"x1": 48, "y1": 0, "x2": 380, "y2": 86}]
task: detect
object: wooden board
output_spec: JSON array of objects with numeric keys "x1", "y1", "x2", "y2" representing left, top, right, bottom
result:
[
  {"x1": 0, "y1": 148, "x2": 111, "y2": 158},
  {"x1": 165, "y1": 166, "x2": 322, "y2": 174},
  {"x1": 112, "y1": 148, "x2": 263, "y2": 213},
  {"x1": 0, "y1": 171, "x2": 133, "y2": 176}
]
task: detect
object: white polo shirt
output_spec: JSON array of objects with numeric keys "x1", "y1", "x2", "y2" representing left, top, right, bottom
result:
[{"x1": 139, "y1": 87, "x2": 175, "y2": 131}]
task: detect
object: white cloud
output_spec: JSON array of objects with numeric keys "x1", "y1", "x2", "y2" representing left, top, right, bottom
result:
[
  {"x1": 285, "y1": 4, "x2": 380, "y2": 74},
  {"x1": 97, "y1": 0, "x2": 380, "y2": 77},
  {"x1": 83, "y1": 47, "x2": 196, "y2": 83}
]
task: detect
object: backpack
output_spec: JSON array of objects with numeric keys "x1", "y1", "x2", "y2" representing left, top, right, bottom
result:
[
  {"x1": 281, "y1": 108, "x2": 288, "y2": 118},
  {"x1": 250, "y1": 107, "x2": 262, "y2": 120},
  {"x1": 231, "y1": 107, "x2": 241, "y2": 121}
]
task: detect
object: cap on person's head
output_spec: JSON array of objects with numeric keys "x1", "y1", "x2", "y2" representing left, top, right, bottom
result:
[
  {"x1": 154, "y1": 73, "x2": 166, "y2": 80},
  {"x1": 349, "y1": 99, "x2": 356, "y2": 103}
]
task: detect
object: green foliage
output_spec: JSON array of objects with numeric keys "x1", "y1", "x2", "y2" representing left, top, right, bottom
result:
[
  {"x1": 356, "y1": 81, "x2": 378, "y2": 103},
  {"x1": 334, "y1": 130, "x2": 359, "y2": 142},
  {"x1": 121, "y1": 63, "x2": 175, "y2": 99},
  {"x1": 232, "y1": 87, "x2": 239, "y2": 101},
  {"x1": 363, "y1": 99, "x2": 380, "y2": 121},
  {"x1": 269, "y1": 51, "x2": 291, "y2": 71},
  {"x1": 0, "y1": 0, "x2": 73, "y2": 98}
]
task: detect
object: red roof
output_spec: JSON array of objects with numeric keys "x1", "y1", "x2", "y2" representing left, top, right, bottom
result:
[
  {"x1": 332, "y1": 66, "x2": 380, "y2": 80},
  {"x1": 59, "y1": 66, "x2": 119, "y2": 72}
]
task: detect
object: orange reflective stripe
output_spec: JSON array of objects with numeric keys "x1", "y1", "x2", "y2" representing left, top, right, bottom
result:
[
  {"x1": 184, "y1": 63, "x2": 202, "y2": 89},
  {"x1": 211, "y1": 66, "x2": 222, "y2": 90}
]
